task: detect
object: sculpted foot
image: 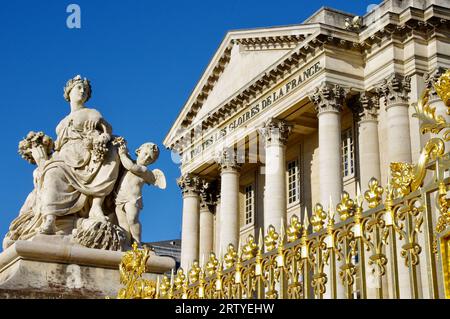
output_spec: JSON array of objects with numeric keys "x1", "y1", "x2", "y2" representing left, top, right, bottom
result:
[
  {"x1": 39, "y1": 215, "x2": 56, "y2": 235},
  {"x1": 88, "y1": 206, "x2": 108, "y2": 222}
]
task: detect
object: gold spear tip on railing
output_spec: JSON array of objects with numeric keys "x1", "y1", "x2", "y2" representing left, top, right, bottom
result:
[
  {"x1": 328, "y1": 195, "x2": 336, "y2": 224},
  {"x1": 258, "y1": 227, "x2": 264, "y2": 250},
  {"x1": 279, "y1": 218, "x2": 286, "y2": 246},
  {"x1": 356, "y1": 181, "x2": 363, "y2": 208},
  {"x1": 303, "y1": 206, "x2": 310, "y2": 230}
]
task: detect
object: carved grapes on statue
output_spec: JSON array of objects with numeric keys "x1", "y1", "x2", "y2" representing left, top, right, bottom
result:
[{"x1": 2, "y1": 75, "x2": 166, "y2": 251}]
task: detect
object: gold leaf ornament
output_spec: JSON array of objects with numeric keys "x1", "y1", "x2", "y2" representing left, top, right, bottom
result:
[
  {"x1": 336, "y1": 191, "x2": 356, "y2": 221},
  {"x1": 364, "y1": 178, "x2": 384, "y2": 209}
]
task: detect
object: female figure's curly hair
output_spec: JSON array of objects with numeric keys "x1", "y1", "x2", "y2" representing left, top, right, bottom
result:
[{"x1": 63, "y1": 75, "x2": 92, "y2": 102}]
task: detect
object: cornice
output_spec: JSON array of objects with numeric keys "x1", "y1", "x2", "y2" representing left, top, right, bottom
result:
[{"x1": 235, "y1": 34, "x2": 306, "y2": 51}]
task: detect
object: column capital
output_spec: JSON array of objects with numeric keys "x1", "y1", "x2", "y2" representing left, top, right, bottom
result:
[
  {"x1": 377, "y1": 73, "x2": 411, "y2": 108},
  {"x1": 199, "y1": 180, "x2": 217, "y2": 210},
  {"x1": 356, "y1": 91, "x2": 380, "y2": 122},
  {"x1": 259, "y1": 117, "x2": 293, "y2": 146},
  {"x1": 177, "y1": 173, "x2": 202, "y2": 196},
  {"x1": 425, "y1": 67, "x2": 447, "y2": 101},
  {"x1": 309, "y1": 82, "x2": 347, "y2": 115},
  {"x1": 215, "y1": 148, "x2": 242, "y2": 172}
]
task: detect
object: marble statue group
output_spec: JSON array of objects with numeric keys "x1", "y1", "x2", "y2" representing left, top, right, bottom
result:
[{"x1": 2, "y1": 75, "x2": 166, "y2": 251}]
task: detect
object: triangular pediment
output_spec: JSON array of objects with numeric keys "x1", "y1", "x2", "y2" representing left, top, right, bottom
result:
[
  {"x1": 164, "y1": 24, "x2": 321, "y2": 148},
  {"x1": 193, "y1": 45, "x2": 292, "y2": 123}
]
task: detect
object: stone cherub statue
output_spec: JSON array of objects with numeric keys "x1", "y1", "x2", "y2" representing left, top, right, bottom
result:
[
  {"x1": 113, "y1": 138, "x2": 166, "y2": 246},
  {"x1": 2, "y1": 75, "x2": 166, "y2": 251}
]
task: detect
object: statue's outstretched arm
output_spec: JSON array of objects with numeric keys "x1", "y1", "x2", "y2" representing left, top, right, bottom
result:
[{"x1": 118, "y1": 150, "x2": 146, "y2": 174}]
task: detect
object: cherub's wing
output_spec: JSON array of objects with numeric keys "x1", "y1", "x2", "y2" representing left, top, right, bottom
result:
[{"x1": 151, "y1": 169, "x2": 167, "y2": 190}]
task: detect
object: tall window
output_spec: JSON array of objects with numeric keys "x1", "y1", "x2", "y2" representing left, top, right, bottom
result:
[
  {"x1": 245, "y1": 185, "x2": 254, "y2": 225},
  {"x1": 287, "y1": 159, "x2": 300, "y2": 204},
  {"x1": 342, "y1": 128, "x2": 355, "y2": 178}
]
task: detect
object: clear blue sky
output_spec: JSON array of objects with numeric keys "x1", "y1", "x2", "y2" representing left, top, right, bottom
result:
[{"x1": 0, "y1": 0, "x2": 376, "y2": 244}]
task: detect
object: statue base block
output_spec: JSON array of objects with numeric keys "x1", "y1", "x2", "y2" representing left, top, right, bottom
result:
[{"x1": 0, "y1": 236, "x2": 175, "y2": 299}]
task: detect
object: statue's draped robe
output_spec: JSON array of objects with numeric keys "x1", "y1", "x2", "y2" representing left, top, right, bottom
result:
[
  {"x1": 4, "y1": 108, "x2": 120, "y2": 246},
  {"x1": 39, "y1": 108, "x2": 120, "y2": 216}
]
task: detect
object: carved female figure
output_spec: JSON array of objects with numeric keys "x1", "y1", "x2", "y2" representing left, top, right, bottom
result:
[{"x1": 36, "y1": 75, "x2": 121, "y2": 234}]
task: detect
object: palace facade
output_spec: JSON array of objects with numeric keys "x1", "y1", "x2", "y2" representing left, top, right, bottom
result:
[{"x1": 164, "y1": 0, "x2": 450, "y2": 270}]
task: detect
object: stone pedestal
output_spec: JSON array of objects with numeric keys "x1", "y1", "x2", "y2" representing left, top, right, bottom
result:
[{"x1": 0, "y1": 236, "x2": 175, "y2": 299}]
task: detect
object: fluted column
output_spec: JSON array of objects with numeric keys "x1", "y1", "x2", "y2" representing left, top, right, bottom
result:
[
  {"x1": 259, "y1": 118, "x2": 292, "y2": 233},
  {"x1": 216, "y1": 148, "x2": 242, "y2": 254},
  {"x1": 357, "y1": 92, "x2": 381, "y2": 187},
  {"x1": 378, "y1": 73, "x2": 412, "y2": 163},
  {"x1": 177, "y1": 174, "x2": 201, "y2": 270},
  {"x1": 199, "y1": 181, "x2": 215, "y2": 265},
  {"x1": 310, "y1": 82, "x2": 346, "y2": 207},
  {"x1": 214, "y1": 192, "x2": 221, "y2": 254},
  {"x1": 378, "y1": 74, "x2": 414, "y2": 298}
]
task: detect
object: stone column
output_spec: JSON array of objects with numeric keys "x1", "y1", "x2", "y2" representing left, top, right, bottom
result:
[
  {"x1": 310, "y1": 82, "x2": 346, "y2": 206},
  {"x1": 214, "y1": 192, "x2": 221, "y2": 254},
  {"x1": 177, "y1": 174, "x2": 201, "y2": 270},
  {"x1": 311, "y1": 82, "x2": 346, "y2": 299},
  {"x1": 357, "y1": 92, "x2": 381, "y2": 188},
  {"x1": 199, "y1": 182, "x2": 215, "y2": 265},
  {"x1": 216, "y1": 148, "x2": 242, "y2": 254},
  {"x1": 259, "y1": 118, "x2": 292, "y2": 233},
  {"x1": 378, "y1": 74, "x2": 413, "y2": 298},
  {"x1": 378, "y1": 73, "x2": 412, "y2": 164}
]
